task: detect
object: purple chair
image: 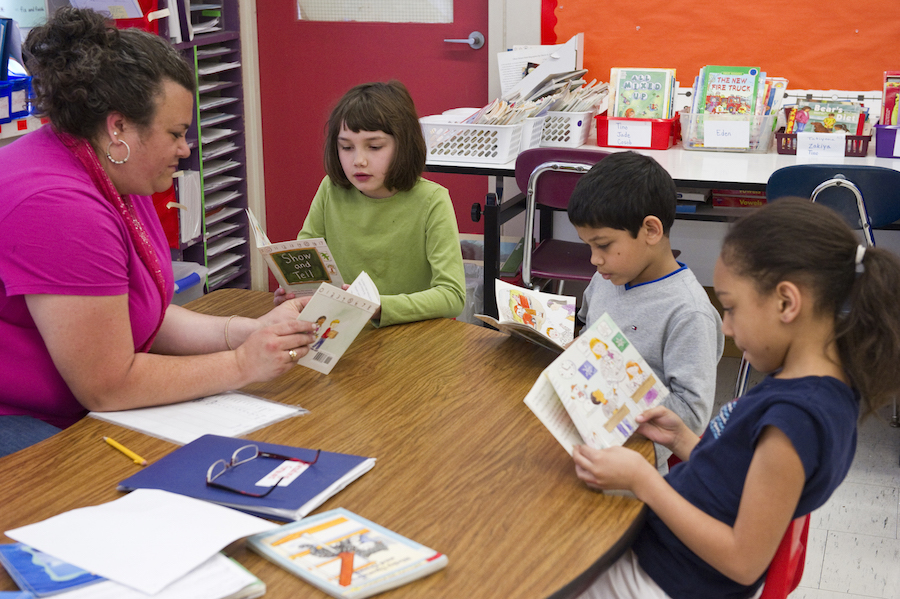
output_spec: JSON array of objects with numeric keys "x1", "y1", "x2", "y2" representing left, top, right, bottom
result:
[{"x1": 514, "y1": 147, "x2": 611, "y2": 292}]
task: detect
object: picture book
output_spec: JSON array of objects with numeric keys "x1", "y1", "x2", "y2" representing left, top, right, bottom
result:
[
  {"x1": 247, "y1": 508, "x2": 448, "y2": 599},
  {"x1": 609, "y1": 67, "x2": 676, "y2": 119},
  {"x1": 882, "y1": 70, "x2": 900, "y2": 125},
  {"x1": 0, "y1": 546, "x2": 264, "y2": 599},
  {"x1": 246, "y1": 208, "x2": 343, "y2": 296},
  {"x1": 118, "y1": 434, "x2": 376, "y2": 522},
  {"x1": 0, "y1": 543, "x2": 104, "y2": 597},
  {"x1": 696, "y1": 66, "x2": 762, "y2": 115},
  {"x1": 785, "y1": 101, "x2": 867, "y2": 135},
  {"x1": 523, "y1": 313, "x2": 669, "y2": 455},
  {"x1": 296, "y1": 271, "x2": 380, "y2": 375},
  {"x1": 475, "y1": 279, "x2": 576, "y2": 353}
]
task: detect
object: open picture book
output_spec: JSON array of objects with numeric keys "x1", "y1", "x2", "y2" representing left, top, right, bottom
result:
[
  {"x1": 296, "y1": 271, "x2": 380, "y2": 375},
  {"x1": 247, "y1": 508, "x2": 447, "y2": 599},
  {"x1": 475, "y1": 279, "x2": 576, "y2": 353},
  {"x1": 524, "y1": 312, "x2": 668, "y2": 454},
  {"x1": 247, "y1": 208, "x2": 343, "y2": 296}
]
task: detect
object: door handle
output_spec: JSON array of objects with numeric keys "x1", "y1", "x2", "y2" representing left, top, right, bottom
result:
[{"x1": 443, "y1": 31, "x2": 484, "y2": 50}]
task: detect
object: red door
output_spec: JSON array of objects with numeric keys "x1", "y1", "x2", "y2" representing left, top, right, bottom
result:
[{"x1": 256, "y1": 1, "x2": 490, "y2": 261}]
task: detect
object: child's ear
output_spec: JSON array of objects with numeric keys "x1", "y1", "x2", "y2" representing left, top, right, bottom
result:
[
  {"x1": 774, "y1": 281, "x2": 802, "y2": 323},
  {"x1": 642, "y1": 216, "x2": 665, "y2": 245}
]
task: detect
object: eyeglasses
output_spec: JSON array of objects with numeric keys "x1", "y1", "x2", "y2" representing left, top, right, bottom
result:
[{"x1": 206, "y1": 444, "x2": 321, "y2": 498}]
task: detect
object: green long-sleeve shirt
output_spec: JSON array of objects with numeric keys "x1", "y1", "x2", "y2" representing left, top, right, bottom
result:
[{"x1": 298, "y1": 176, "x2": 466, "y2": 327}]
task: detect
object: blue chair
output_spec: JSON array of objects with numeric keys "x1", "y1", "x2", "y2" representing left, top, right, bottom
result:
[
  {"x1": 734, "y1": 165, "x2": 900, "y2": 426},
  {"x1": 514, "y1": 147, "x2": 611, "y2": 293}
]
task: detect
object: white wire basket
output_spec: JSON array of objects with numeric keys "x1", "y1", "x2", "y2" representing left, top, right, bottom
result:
[{"x1": 420, "y1": 116, "x2": 523, "y2": 164}]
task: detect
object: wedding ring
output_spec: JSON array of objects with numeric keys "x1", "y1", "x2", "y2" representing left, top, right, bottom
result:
[{"x1": 289, "y1": 349, "x2": 298, "y2": 361}]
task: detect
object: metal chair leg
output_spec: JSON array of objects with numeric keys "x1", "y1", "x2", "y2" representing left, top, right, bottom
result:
[
  {"x1": 734, "y1": 353, "x2": 752, "y2": 399},
  {"x1": 891, "y1": 396, "x2": 899, "y2": 427}
]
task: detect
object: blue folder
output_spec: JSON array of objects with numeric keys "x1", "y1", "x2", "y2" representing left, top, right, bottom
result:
[{"x1": 117, "y1": 434, "x2": 375, "y2": 521}]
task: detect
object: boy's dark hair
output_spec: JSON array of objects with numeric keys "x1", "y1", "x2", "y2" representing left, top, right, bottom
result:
[
  {"x1": 567, "y1": 151, "x2": 677, "y2": 237},
  {"x1": 721, "y1": 198, "x2": 900, "y2": 417},
  {"x1": 324, "y1": 80, "x2": 426, "y2": 192},
  {"x1": 24, "y1": 7, "x2": 194, "y2": 140}
]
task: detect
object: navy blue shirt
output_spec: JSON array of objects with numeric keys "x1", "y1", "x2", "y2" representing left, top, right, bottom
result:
[{"x1": 633, "y1": 375, "x2": 858, "y2": 599}]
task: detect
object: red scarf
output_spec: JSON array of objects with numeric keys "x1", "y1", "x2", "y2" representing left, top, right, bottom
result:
[{"x1": 54, "y1": 128, "x2": 168, "y2": 352}]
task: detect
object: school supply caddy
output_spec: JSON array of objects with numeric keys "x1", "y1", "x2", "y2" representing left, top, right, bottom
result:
[
  {"x1": 475, "y1": 279, "x2": 576, "y2": 353},
  {"x1": 296, "y1": 270, "x2": 381, "y2": 375},
  {"x1": 246, "y1": 208, "x2": 343, "y2": 296},
  {"x1": 247, "y1": 508, "x2": 448, "y2": 599},
  {"x1": 117, "y1": 434, "x2": 376, "y2": 521},
  {"x1": 523, "y1": 313, "x2": 668, "y2": 454}
]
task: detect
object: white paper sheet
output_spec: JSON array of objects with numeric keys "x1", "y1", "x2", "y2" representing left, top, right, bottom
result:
[
  {"x1": 55, "y1": 553, "x2": 260, "y2": 599},
  {"x1": 89, "y1": 391, "x2": 306, "y2": 445},
  {"x1": 6, "y1": 489, "x2": 277, "y2": 596}
]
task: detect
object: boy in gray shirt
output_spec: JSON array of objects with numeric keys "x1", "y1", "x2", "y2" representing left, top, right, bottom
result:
[{"x1": 568, "y1": 151, "x2": 724, "y2": 470}]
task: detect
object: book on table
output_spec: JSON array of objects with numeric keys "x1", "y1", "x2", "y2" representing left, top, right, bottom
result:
[
  {"x1": 0, "y1": 544, "x2": 264, "y2": 599},
  {"x1": 117, "y1": 434, "x2": 376, "y2": 521},
  {"x1": 475, "y1": 279, "x2": 576, "y2": 353},
  {"x1": 523, "y1": 313, "x2": 668, "y2": 455},
  {"x1": 246, "y1": 208, "x2": 343, "y2": 296},
  {"x1": 247, "y1": 507, "x2": 448, "y2": 599}
]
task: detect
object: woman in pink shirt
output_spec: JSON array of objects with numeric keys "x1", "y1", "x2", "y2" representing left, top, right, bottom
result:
[{"x1": 0, "y1": 8, "x2": 316, "y2": 456}]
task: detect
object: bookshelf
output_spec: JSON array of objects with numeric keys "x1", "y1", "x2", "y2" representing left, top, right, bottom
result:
[{"x1": 160, "y1": 0, "x2": 252, "y2": 292}]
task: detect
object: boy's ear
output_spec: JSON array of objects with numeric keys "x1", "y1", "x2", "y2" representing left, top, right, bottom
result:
[
  {"x1": 642, "y1": 216, "x2": 665, "y2": 245},
  {"x1": 774, "y1": 281, "x2": 802, "y2": 323}
]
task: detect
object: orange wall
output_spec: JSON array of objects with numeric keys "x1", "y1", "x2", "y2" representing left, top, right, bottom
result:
[{"x1": 548, "y1": 1, "x2": 900, "y2": 91}]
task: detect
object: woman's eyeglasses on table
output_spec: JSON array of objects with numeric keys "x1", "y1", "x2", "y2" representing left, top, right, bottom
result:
[{"x1": 206, "y1": 444, "x2": 321, "y2": 498}]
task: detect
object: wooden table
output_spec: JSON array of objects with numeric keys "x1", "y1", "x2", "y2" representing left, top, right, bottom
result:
[{"x1": 0, "y1": 289, "x2": 654, "y2": 598}]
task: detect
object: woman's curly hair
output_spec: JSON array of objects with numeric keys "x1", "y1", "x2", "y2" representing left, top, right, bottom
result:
[{"x1": 23, "y1": 7, "x2": 194, "y2": 139}]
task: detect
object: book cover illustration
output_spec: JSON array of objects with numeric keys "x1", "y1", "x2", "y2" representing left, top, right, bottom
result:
[
  {"x1": 296, "y1": 272, "x2": 380, "y2": 375},
  {"x1": 0, "y1": 543, "x2": 104, "y2": 597},
  {"x1": 246, "y1": 208, "x2": 343, "y2": 296},
  {"x1": 609, "y1": 67, "x2": 676, "y2": 119},
  {"x1": 785, "y1": 100, "x2": 867, "y2": 135},
  {"x1": 475, "y1": 279, "x2": 576, "y2": 352},
  {"x1": 525, "y1": 313, "x2": 668, "y2": 454},
  {"x1": 698, "y1": 66, "x2": 761, "y2": 115},
  {"x1": 247, "y1": 508, "x2": 448, "y2": 599}
]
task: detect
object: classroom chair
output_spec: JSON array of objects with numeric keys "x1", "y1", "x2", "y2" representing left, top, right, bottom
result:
[
  {"x1": 759, "y1": 514, "x2": 811, "y2": 599},
  {"x1": 735, "y1": 165, "x2": 900, "y2": 428},
  {"x1": 514, "y1": 147, "x2": 611, "y2": 293},
  {"x1": 666, "y1": 454, "x2": 810, "y2": 599}
]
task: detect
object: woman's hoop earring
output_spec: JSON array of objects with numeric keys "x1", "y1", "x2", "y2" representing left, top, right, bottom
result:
[{"x1": 106, "y1": 137, "x2": 131, "y2": 165}]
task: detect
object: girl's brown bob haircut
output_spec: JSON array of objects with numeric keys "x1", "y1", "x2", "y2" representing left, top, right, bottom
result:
[{"x1": 324, "y1": 80, "x2": 426, "y2": 193}]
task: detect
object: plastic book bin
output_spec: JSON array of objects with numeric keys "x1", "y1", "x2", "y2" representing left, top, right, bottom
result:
[
  {"x1": 594, "y1": 114, "x2": 678, "y2": 150},
  {"x1": 775, "y1": 130, "x2": 871, "y2": 157},
  {"x1": 7, "y1": 75, "x2": 32, "y2": 121},
  {"x1": 0, "y1": 81, "x2": 11, "y2": 125},
  {"x1": 680, "y1": 113, "x2": 776, "y2": 153},
  {"x1": 171, "y1": 261, "x2": 209, "y2": 306},
  {"x1": 874, "y1": 124, "x2": 900, "y2": 157},
  {"x1": 519, "y1": 116, "x2": 546, "y2": 152},
  {"x1": 420, "y1": 115, "x2": 523, "y2": 164},
  {"x1": 540, "y1": 110, "x2": 595, "y2": 148}
]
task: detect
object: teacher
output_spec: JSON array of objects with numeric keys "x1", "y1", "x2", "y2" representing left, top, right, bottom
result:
[{"x1": 0, "y1": 8, "x2": 315, "y2": 456}]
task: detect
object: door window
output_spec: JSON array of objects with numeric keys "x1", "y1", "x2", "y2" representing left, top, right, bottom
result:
[{"x1": 297, "y1": 0, "x2": 452, "y2": 23}]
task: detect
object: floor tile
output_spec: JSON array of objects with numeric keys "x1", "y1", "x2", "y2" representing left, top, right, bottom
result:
[
  {"x1": 818, "y1": 531, "x2": 900, "y2": 598},
  {"x1": 811, "y1": 482, "x2": 898, "y2": 539}
]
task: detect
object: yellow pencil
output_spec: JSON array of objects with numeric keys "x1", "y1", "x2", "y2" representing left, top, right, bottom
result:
[{"x1": 104, "y1": 436, "x2": 147, "y2": 466}]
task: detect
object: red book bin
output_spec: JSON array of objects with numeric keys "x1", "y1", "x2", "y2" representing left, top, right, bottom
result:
[{"x1": 594, "y1": 114, "x2": 679, "y2": 150}]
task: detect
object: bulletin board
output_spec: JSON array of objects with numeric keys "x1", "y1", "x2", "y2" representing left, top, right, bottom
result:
[{"x1": 544, "y1": 0, "x2": 900, "y2": 92}]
